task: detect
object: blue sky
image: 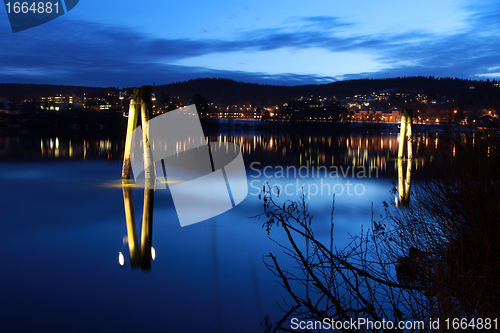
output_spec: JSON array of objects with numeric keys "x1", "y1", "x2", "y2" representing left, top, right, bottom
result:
[{"x1": 1, "y1": 0, "x2": 499, "y2": 87}]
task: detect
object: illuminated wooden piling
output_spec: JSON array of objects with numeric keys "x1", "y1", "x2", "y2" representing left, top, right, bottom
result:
[
  {"x1": 398, "y1": 108, "x2": 413, "y2": 160},
  {"x1": 397, "y1": 108, "x2": 413, "y2": 205},
  {"x1": 140, "y1": 85, "x2": 155, "y2": 189},
  {"x1": 122, "y1": 88, "x2": 141, "y2": 179},
  {"x1": 140, "y1": 86, "x2": 155, "y2": 270},
  {"x1": 122, "y1": 179, "x2": 140, "y2": 267},
  {"x1": 140, "y1": 188, "x2": 154, "y2": 270},
  {"x1": 121, "y1": 86, "x2": 155, "y2": 270},
  {"x1": 397, "y1": 156, "x2": 412, "y2": 206}
]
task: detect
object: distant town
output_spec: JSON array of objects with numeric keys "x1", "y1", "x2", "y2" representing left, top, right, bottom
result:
[{"x1": 1, "y1": 76, "x2": 499, "y2": 127}]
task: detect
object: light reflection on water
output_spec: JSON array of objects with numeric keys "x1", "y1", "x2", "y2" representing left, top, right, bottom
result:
[
  {"x1": 0, "y1": 127, "x2": 451, "y2": 332},
  {"x1": 3, "y1": 132, "x2": 402, "y2": 170},
  {"x1": 0, "y1": 128, "x2": 456, "y2": 174}
]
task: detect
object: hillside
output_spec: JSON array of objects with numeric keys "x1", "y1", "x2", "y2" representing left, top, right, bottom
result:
[
  {"x1": 1, "y1": 77, "x2": 499, "y2": 112},
  {"x1": 143, "y1": 76, "x2": 499, "y2": 109}
]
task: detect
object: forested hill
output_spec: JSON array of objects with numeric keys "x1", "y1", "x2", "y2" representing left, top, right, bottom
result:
[
  {"x1": 0, "y1": 84, "x2": 113, "y2": 100},
  {"x1": 153, "y1": 76, "x2": 497, "y2": 106},
  {"x1": 1, "y1": 76, "x2": 498, "y2": 109}
]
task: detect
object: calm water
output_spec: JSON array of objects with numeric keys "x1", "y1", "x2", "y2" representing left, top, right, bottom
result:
[{"x1": 0, "y1": 123, "x2": 442, "y2": 332}]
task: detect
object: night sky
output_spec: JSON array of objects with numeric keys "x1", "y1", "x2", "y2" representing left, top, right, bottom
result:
[{"x1": 1, "y1": 0, "x2": 499, "y2": 87}]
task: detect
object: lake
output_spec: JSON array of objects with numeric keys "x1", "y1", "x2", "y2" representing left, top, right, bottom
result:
[{"x1": 0, "y1": 121, "x2": 444, "y2": 332}]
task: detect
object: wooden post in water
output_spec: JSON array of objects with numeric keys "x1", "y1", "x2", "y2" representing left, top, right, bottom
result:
[
  {"x1": 122, "y1": 88, "x2": 141, "y2": 179},
  {"x1": 404, "y1": 108, "x2": 413, "y2": 160},
  {"x1": 398, "y1": 108, "x2": 413, "y2": 159},
  {"x1": 120, "y1": 86, "x2": 155, "y2": 269},
  {"x1": 398, "y1": 112, "x2": 407, "y2": 160},
  {"x1": 140, "y1": 85, "x2": 155, "y2": 271},
  {"x1": 140, "y1": 189, "x2": 154, "y2": 270},
  {"x1": 397, "y1": 108, "x2": 413, "y2": 205},
  {"x1": 140, "y1": 85, "x2": 155, "y2": 188},
  {"x1": 397, "y1": 157, "x2": 405, "y2": 205},
  {"x1": 122, "y1": 180, "x2": 140, "y2": 267}
]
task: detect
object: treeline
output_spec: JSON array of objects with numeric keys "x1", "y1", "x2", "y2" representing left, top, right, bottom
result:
[
  {"x1": 0, "y1": 83, "x2": 115, "y2": 101},
  {"x1": 2, "y1": 77, "x2": 499, "y2": 112},
  {"x1": 135, "y1": 76, "x2": 500, "y2": 112}
]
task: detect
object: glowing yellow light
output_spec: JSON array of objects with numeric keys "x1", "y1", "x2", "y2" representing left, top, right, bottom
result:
[
  {"x1": 151, "y1": 247, "x2": 156, "y2": 260},
  {"x1": 118, "y1": 252, "x2": 125, "y2": 266},
  {"x1": 100, "y1": 180, "x2": 142, "y2": 188}
]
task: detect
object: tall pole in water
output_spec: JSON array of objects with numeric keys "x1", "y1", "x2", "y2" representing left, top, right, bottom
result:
[
  {"x1": 121, "y1": 88, "x2": 141, "y2": 267},
  {"x1": 122, "y1": 88, "x2": 141, "y2": 179},
  {"x1": 120, "y1": 86, "x2": 155, "y2": 270},
  {"x1": 140, "y1": 86, "x2": 155, "y2": 270},
  {"x1": 404, "y1": 108, "x2": 413, "y2": 160},
  {"x1": 123, "y1": 183, "x2": 140, "y2": 267},
  {"x1": 398, "y1": 108, "x2": 413, "y2": 206}
]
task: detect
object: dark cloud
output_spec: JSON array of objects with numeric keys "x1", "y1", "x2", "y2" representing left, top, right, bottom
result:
[
  {"x1": 1, "y1": 6, "x2": 499, "y2": 87},
  {"x1": 0, "y1": 16, "x2": 356, "y2": 86},
  {"x1": 0, "y1": 17, "x2": 336, "y2": 87}
]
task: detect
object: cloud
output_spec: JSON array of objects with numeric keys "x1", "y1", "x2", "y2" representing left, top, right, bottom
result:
[
  {"x1": 0, "y1": 17, "x2": 337, "y2": 86},
  {"x1": 1, "y1": 5, "x2": 500, "y2": 87},
  {"x1": 0, "y1": 15, "x2": 358, "y2": 86},
  {"x1": 294, "y1": 16, "x2": 354, "y2": 31}
]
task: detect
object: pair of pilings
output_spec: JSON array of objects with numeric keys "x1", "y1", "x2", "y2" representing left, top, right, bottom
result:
[
  {"x1": 397, "y1": 108, "x2": 413, "y2": 206},
  {"x1": 121, "y1": 86, "x2": 155, "y2": 270}
]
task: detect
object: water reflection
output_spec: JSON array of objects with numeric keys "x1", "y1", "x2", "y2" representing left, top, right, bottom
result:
[
  {"x1": 396, "y1": 109, "x2": 413, "y2": 205},
  {"x1": 0, "y1": 136, "x2": 125, "y2": 160},
  {"x1": 397, "y1": 157, "x2": 412, "y2": 206},
  {"x1": 40, "y1": 138, "x2": 121, "y2": 160},
  {"x1": 1, "y1": 124, "x2": 480, "y2": 332},
  {"x1": 207, "y1": 133, "x2": 402, "y2": 175},
  {"x1": 121, "y1": 179, "x2": 155, "y2": 270},
  {"x1": 0, "y1": 129, "x2": 462, "y2": 177}
]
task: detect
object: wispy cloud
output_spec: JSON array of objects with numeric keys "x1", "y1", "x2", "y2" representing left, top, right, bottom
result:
[
  {"x1": 1, "y1": 4, "x2": 499, "y2": 86},
  {"x1": 293, "y1": 16, "x2": 354, "y2": 31}
]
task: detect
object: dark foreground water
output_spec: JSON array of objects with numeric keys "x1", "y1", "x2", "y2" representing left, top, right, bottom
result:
[{"x1": 0, "y1": 122, "x2": 444, "y2": 332}]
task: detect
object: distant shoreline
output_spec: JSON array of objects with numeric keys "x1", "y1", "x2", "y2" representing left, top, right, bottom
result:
[{"x1": 0, "y1": 111, "x2": 495, "y2": 139}]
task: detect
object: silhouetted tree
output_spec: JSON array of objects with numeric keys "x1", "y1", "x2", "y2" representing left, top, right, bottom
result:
[{"x1": 259, "y1": 131, "x2": 500, "y2": 332}]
